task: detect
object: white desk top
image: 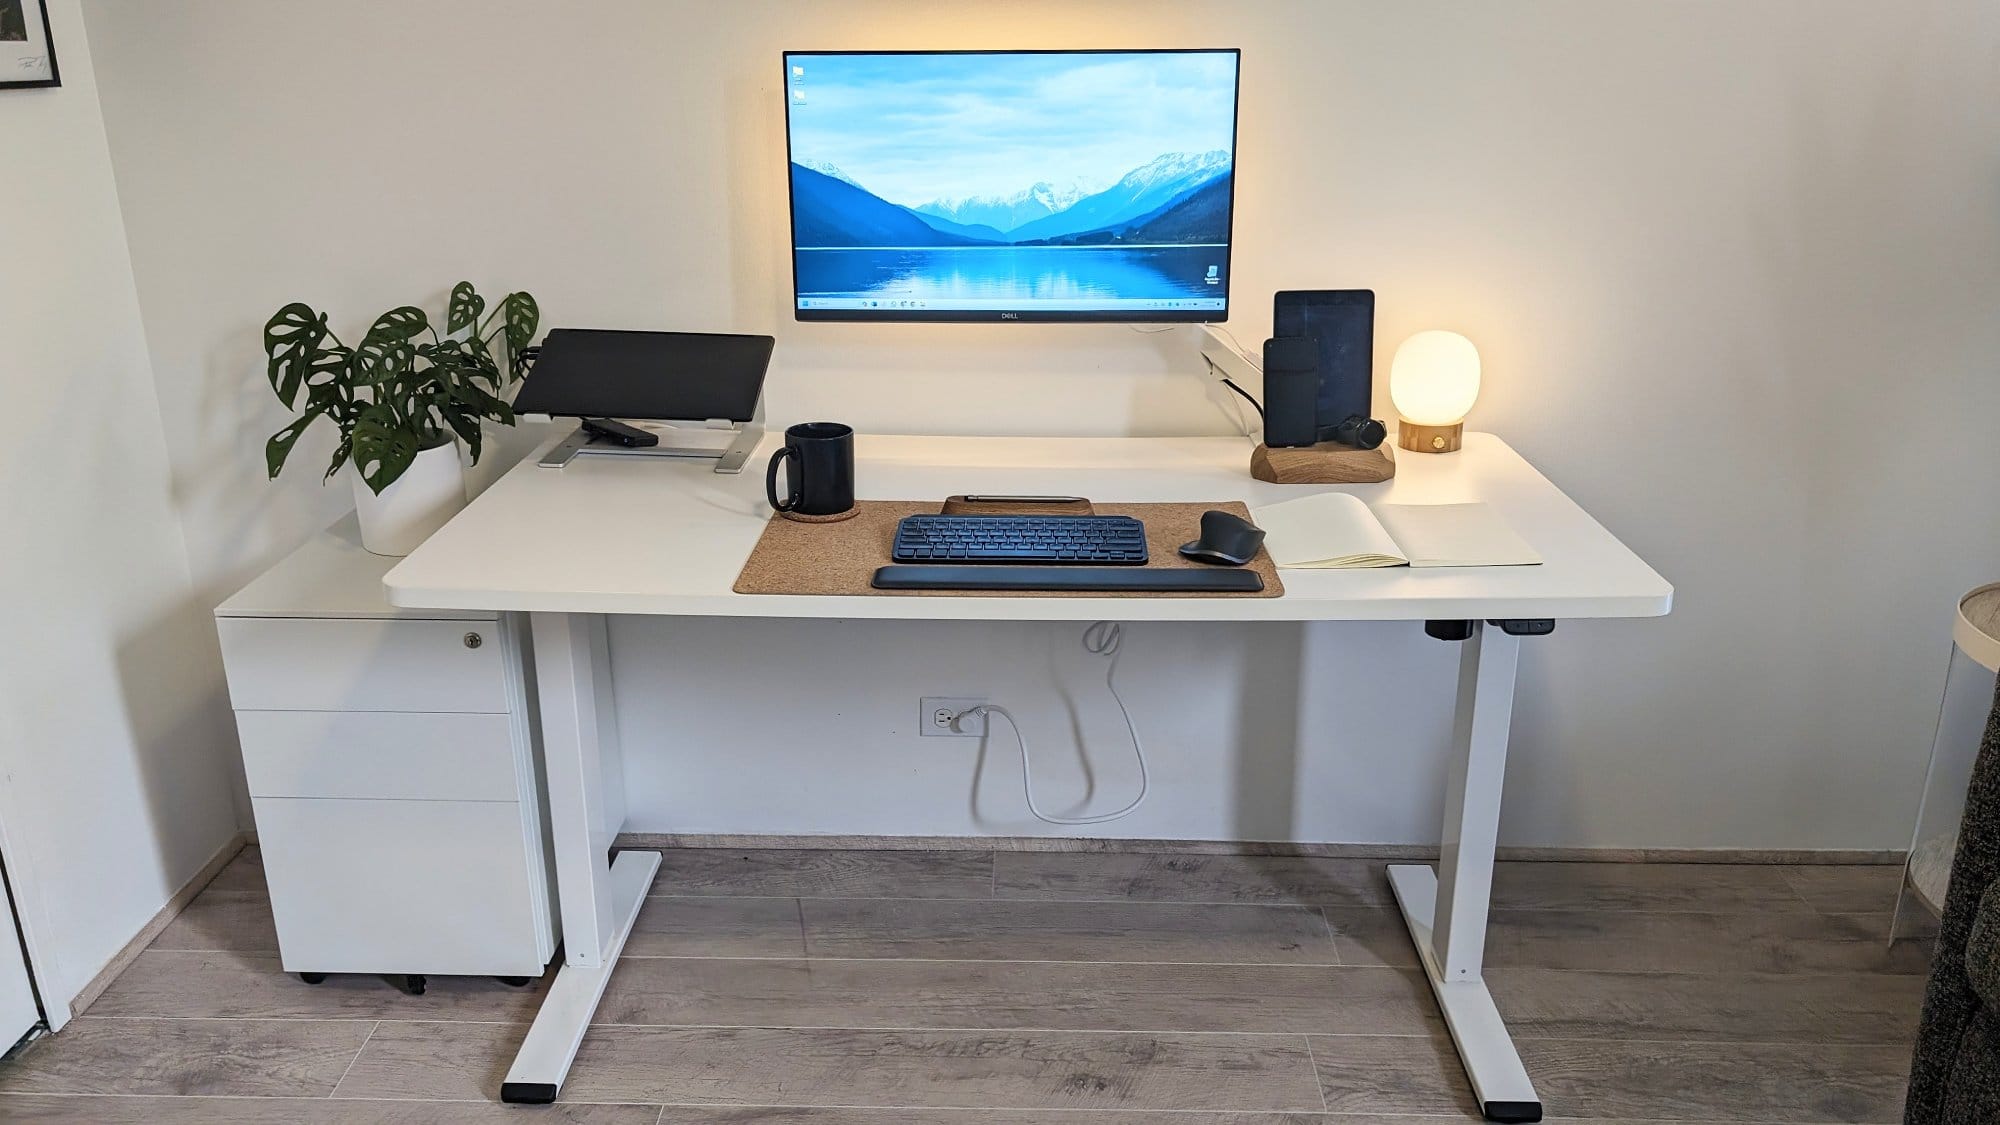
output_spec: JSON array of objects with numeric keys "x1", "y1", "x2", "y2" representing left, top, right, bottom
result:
[
  {"x1": 219, "y1": 515, "x2": 492, "y2": 621},
  {"x1": 384, "y1": 432, "x2": 1671, "y2": 623}
]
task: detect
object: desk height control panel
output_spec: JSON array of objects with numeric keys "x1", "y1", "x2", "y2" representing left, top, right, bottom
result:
[{"x1": 213, "y1": 519, "x2": 557, "y2": 988}]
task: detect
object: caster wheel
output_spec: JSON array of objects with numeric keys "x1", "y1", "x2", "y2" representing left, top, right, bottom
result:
[
  {"x1": 497, "y1": 976, "x2": 532, "y2": 987},
  {"x1": 298, "y1": 973, "x2": 327, "y2": 985},
  {"x1": 403, "y1": 974, "x2": 427, "y2": 996}
]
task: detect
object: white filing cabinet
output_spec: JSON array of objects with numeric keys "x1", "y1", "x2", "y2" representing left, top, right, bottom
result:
[{"x1": 214, "y1": 519, "x2": 557, "y2": 986}]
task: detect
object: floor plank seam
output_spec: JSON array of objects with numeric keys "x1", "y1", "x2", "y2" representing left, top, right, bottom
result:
[
  {"x1": 1773, "y1": 866, "x2": 1828, "y2": 913},
  {"x1": 325, "y1": 1019, "x2": 379, "y2": 1099},
  {"x1": 790, "y1": 896, "x2": 810, "y2": 958},
  {"x1": 1316, "y1": 905, "x2": 1345, "y2": 967},
  {"x1": 1300, "y1": 1033, "x2": 1332, "y2": 1112},
  {"x1": 640, "y1": 891, "x2": 1884, "y2": 912},
  {"x1": 614, "y1": 954, "x2": 1388, "y2": 967},
  {"x1": 643, "y1": 892, "x2": 1365, "y2": 909},
  {"x1": 578, "y1": 1022, "x2": 1440, "y2": 1038},
  {"x1": 563, "y1": 1020, "x2": 1908, "y2": 1049}
]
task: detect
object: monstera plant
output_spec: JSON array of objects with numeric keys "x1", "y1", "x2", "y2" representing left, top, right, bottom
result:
[{"x1": 263, "y1": 281, "x2": 540, "y2": 494}]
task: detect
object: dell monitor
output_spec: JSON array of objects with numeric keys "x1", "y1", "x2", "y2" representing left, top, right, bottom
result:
[{"x1": 783, "y1": 49, "x2": 1240, "y2": 323}]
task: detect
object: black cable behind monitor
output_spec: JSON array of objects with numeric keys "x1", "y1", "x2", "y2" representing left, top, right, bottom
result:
[{"x1": 1204, "y1": 356, "x2": 1266, "y2": 424}]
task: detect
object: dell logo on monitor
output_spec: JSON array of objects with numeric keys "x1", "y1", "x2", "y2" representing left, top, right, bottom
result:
[{"x1": 1000, "y1": 312, "x2": 1019, "y2": 320}]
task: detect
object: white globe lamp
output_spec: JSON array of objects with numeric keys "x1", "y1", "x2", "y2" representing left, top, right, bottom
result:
[{"x1": 1390, "y1": 330, "x2": 1481, "y2": 453}]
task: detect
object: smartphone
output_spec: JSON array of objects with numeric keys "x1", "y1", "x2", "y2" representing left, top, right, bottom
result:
[{"x1": 1272, "y1": 290, "x2": 1374, "y2": 436}]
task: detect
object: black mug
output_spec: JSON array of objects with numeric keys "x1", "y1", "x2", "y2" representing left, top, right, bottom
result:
[{"x1": 765, "y1": 422, "x2": 855, "y2": 516}]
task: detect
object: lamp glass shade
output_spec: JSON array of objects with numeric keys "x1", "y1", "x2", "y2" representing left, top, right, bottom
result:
[{"x1": 1389, "y1": 330, "x2": 1481, "y2": 426}]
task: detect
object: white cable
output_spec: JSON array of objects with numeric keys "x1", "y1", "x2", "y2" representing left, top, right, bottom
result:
[
  {"x1": 954, "y1": 621, "x2": 1149, "y2": 825},
  {"x1": 956, "y1": 616, "x2": 1160, "y2": 820}
]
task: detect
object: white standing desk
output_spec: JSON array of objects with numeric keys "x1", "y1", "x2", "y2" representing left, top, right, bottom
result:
[{"x1": 385, "y1": 432, "x2": 1672, "y2": 1122}]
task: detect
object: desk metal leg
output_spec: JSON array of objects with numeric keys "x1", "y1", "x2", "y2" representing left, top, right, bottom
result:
[
  {"x1": 502, "y1": 612, "x2": 662, "y2": 1105},
  {"x1": 1387, "y1": 622, "x2": 1541, "y2": 1123}
]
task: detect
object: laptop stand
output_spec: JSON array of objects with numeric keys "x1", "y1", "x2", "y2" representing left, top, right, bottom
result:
[{"x1": 537, "y1": 395, "x2": 765, "y2": 474}]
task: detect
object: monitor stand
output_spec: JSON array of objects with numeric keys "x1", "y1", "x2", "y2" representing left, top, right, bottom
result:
[{"x1": 538, "y1": 396, "x2": 765, "y2": 474}]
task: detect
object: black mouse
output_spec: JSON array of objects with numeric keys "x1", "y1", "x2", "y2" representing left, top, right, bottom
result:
[{"x1": 1178, "y1": 509, "x2": 1266, "y2": 566}]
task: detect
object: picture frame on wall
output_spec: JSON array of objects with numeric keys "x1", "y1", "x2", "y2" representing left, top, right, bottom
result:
[{"x1": 0, "y1": 0, "x2": 59, "y2": 89}]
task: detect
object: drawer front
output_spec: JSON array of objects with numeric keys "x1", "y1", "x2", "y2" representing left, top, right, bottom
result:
[
  {"x1": 253, "y1": 796, "x2": 553, "y2": 976},
  {"x1": 236, "y1": 710, "x2": 521, "y2": 802},
  {"x1": 218, "y1": 617, "x2": 508, "y2": 713}
]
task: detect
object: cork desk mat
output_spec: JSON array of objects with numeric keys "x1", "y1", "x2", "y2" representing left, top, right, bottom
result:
[{"x1": 732, "y1": 500, "x2": 1284, "y2": 599}]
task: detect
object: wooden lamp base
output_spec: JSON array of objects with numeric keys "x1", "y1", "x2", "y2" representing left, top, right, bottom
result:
[
  {"x1": 1250, "y1": 440, "x2": 1395, "y2": 484},
  {"x1": 1397, "y1": 421, "x2": 1463, "y2": 453}
]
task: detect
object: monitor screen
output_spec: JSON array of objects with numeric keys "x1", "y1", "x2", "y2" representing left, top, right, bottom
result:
[{"x1": 783, "y1": 49, "x2": 1240, "y2": 323}]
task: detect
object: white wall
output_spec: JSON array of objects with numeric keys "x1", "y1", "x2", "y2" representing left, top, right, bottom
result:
[
  {"x1": 0, "y1": 0, "x2": 242, "y2": 1019},
  {"x1": 82, "y1": 0, "x2": 2000, "y2": 849}
]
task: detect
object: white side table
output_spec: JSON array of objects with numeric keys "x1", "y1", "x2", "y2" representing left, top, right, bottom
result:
[{"x1": 1895, "y1": 583, "x2": 2000, "y2": 938}]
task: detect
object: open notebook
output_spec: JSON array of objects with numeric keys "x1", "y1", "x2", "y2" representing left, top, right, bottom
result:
[{"x1": 1252, "y1": 493, "x2": 1542, "y2": 569}]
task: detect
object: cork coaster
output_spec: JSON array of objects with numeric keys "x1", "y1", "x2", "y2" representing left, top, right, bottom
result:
[
  {"x1": 733, "y1": 500, "x2": 1283, "y2": 598},
  {"x1": 780, "y1": 508, "x2": 860, "y2": 524}
]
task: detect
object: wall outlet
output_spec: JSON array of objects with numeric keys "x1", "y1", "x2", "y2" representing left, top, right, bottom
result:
[{"x1": 920, "y1": 697, "x2": 987, "y2": 738}]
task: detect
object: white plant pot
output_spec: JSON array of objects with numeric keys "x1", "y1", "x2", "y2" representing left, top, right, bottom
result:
[{"x1": 351, "y1": 441, "x2": 467, "y2": 556}]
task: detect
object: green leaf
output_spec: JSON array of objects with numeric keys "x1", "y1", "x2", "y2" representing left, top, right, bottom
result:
[
  {"x1": 263, "y1": 303, "x2": 329, "y2": 409},
  {"x1": 365, "y1": 305, "x2": 429, "y2": 344},
  {"x1": 501, "y1": 291, "x2": 539, "y2": 355},
  {"x1": 437, "y1": 399, "x2": 484, "y2": 463},
  {"x1": 444, "y1": 378, "x2": 514, "y2": 429},
  {"x1": 350, "y1": 407, "x2": 421, "y2": 495},
  {"x1": 465, "y1": 345, "x2": 502, "y2": 385},
  {"x1": 323, "y1": 436, "x2": 353, "y2": 482},
  {"x1": 304, "y1": 344, "x2": 350, "y2": 388},
  {"x1": 352, "y1": 337, "x2": 415, "y2": 385},
  {"x1": 445, "y1": 282, "x2": 485, "y2": 336},
  {"x1": 264, "y1": 406, "x2": 326, "y2": 479}
]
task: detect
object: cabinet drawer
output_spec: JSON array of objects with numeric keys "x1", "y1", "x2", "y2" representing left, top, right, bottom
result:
[
  {"x1": 236, "y1": 710, "x2": 521, "y2": 802},
  {"x1": 253, "y1": 796, "x2": 553, "y2": 976},
  {"x1": 218, "y1": 617, "x2": 508, "y2": 713}
]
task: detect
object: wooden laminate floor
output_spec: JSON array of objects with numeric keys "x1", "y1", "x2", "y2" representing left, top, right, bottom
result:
[{"x1": 0, "y1": 846, "x2": 1934, "y2": 1123}]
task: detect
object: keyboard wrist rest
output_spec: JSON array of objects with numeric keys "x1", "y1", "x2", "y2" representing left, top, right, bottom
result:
[{"x1": 871, "y1": 565, "x2": 1264, "y2": 593}]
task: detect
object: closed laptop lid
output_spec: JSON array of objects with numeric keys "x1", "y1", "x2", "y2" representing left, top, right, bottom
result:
[{"x1": 513, "y1": 328, "x2": 774, "y2": 422}]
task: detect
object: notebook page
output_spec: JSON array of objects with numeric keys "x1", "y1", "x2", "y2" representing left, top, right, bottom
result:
[
  {"x1": 1372, "y1": 502, "x2": 1541, "y2": 568},
  {"x1": 1252, "y1": 492, "x2": 1406, "y2": 568}
]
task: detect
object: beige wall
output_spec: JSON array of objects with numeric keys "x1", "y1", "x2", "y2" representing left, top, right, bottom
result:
[
  {"x1": 82, "y1": 0, "x2": 2000, "y2": 847},
  {"x1": 0, "y1": 0, "x2": 242, "y2": 1018}
]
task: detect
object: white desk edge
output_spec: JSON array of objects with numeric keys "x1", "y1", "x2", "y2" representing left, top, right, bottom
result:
[{"x1": 383, "y1": 431, "x2": 1673, "y2": 621}]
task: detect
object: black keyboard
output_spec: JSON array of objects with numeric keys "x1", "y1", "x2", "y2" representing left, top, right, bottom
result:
[
  {"x1": 873, "y1": 565, "x2": 1263, "y2": 593},
  {"x1": 892, "y1": 514, "x2": 1148, "y2": 565}
]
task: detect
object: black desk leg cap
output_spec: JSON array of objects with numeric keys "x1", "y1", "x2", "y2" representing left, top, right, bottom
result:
[
  {"x1": 1483, "y1": 1100, "x2": 1543, "y2": 1123},
  {"x1": 501, "y1": 1082, "x2": 559, "y2": 1105}
]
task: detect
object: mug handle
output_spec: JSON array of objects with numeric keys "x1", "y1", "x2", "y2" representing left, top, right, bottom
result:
[{"x1": 765, "y1": 446, "x2": 800, "y2": 512}]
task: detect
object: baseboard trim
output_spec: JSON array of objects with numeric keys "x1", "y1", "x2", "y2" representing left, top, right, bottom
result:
[
  {"x1": 612, "y1": 832, "x2": 1903, "y2": 865},
  {"x1": 67, "y1": 832, "x2": 249, "y2": 1019}
]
